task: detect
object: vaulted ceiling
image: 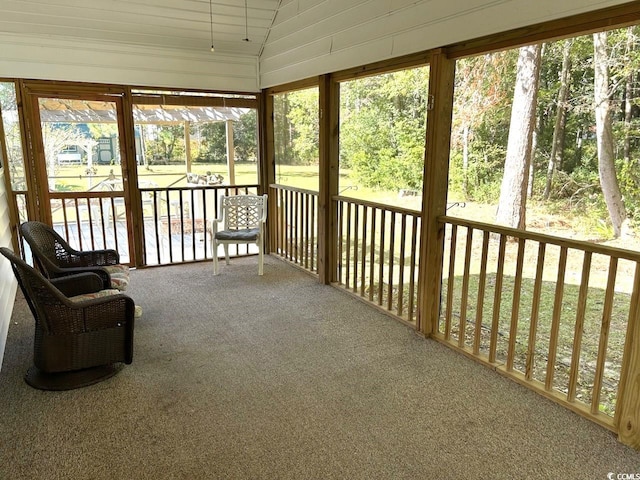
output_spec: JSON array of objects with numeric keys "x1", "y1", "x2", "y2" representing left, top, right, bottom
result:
[
  {"x1": 0, "y1": 0, "x2": 280, "y2": 57},
  {"x1": 0, "y1": 0, "x2": 636, "y2": 91}
]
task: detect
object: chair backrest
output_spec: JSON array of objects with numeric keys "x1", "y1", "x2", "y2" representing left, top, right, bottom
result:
[
  {"x1": 20, "y1": 221, "x2": 74, "y2": 274},
  {"x1": 0, "y1": 247, "x2": 62, "y2": 331},
  {"x1": 221, "y1": 194, "x2": 267, "y2": 231}
]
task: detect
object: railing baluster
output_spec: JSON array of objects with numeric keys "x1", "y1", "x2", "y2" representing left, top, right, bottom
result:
[
  {"x1": 86, "y1": 198, "x2": 96, "y2": 251},
  {"x1": 459, "y1": 226, "x2": 474, "y2": 348},
  {"x1": 153, "y1": 191, "x2": 161, "y2": 265},
  {"x1": 506, "y1": 237, "x2": 526, "y2": 372},
  {"x1": 369, "y1": 207, "x2": 377, "y2": 302},
  {"x1": 473, "y1": 231, "x2": 490, "y2": 355},
  {"x1": 568, "y1": 251, "x2": 592, "y2": 402},
  {"x1": 591, "y1": 256, "x2": 618, "y2": 414},
  {"x1": 338, "y1": 200, "x2": 344, "y2": 282},
  {"x1": 445, "y1": 224, "x2": 457, "y2": 340},
  {"x1": 345, "y1": 201, "x2": 352, "y2": 288},
  {"x1": 353, "y1": 203, "x2": 359, "y2": 293},
  {"x1": 408, "y1": 216, "x2": 418, "y2": 324},
  {"x1": 360, "y1": 206, "x2": 368, "y2": 297},
  {"x1": 546, "y1": 246, "x2": 568, "y2": 391},
  {"x1": 489, "y1": 234, "x2": 507, "y2": 364},
  {"x1": 311, "y1": 195, "x2": 316, "y2": 272},
  {"x1": 377, "y1": 210, "x2": 386, "y2": 306},
  {"x1": 387, "y1": 211, "x2": 396, "y2": 312},
  {"x1": 525, "y1": 242, "x2": 546, "y2": 380},
  {"x1": 397, "y1": 214, "x2": 407, "y2": 318}
]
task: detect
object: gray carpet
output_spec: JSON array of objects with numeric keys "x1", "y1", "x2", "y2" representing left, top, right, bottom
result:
[{"x1": 1, "y1": 256, "x2": 639, "y2": 479}]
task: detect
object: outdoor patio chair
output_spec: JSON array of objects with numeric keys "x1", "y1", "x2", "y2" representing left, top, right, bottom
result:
[
  {"x1": 20, "y1": 220, "x2": 130, "y2": 291},
  {"x1": 0, "y1": 247, "x2": 135, "y2": 390},
  {"x1": 210, "y1": 194, "x2": 268, "y2": 275}
]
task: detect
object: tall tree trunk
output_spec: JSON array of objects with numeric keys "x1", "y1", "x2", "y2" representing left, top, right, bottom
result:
[
  {"x1": 496, "y1": 44, "x2": 543, "y2": 229},
  {"x1": 544, "y1": 39, "x2": 572, "y2": 200},
  {"x1": 462, "y1": 124, "x2": 469, "y2": 199},
  {"x1": 593, "y1": 31, "x2": 626, "y2": 238},
  {"x1": 624, "y1": 27, "x2": 634, "y2": 163}
]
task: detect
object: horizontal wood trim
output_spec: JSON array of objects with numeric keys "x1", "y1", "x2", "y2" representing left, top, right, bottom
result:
[
  {"x1": 264, "y1": 77, "x2": 320, "y2": 96},
  {"x1": 446, "y1": 1, "x2": 640, "y2": 58},
  {"x1": 335, "y1": 195, "x2": 420, "y2": 217},
  {"x1": 441, "y1": 215, "x2": 640, "y2": 262},
  {"x1": 331, "y1": 50, "x2": 433, "y2": 82},
  {"x1": 269, "y1": 184, "x2": 319, "y2": 196},
  {"x1": 132, "y1": 95, "x2": 257, "y2": 109}
]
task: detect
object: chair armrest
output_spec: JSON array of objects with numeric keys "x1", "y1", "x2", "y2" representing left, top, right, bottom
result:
[
  {"x1": 72, "y1": 249, "x2": 120, "y2": 266},
  {"x1": 51, "y1": 272, "x2": 104, "y2": 297},
  {"x1": 50, "y1": 266, "x2": 112, "y2": 289}
]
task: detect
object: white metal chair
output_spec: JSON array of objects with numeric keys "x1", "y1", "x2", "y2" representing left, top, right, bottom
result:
[{"x1": 210, "y1": 194, "x2": 268, "y2": 275}]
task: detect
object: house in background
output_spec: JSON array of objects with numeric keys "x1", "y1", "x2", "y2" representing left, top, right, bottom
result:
[{"x1": 2, "y1": 0, "x2": 640, "y2": 449}]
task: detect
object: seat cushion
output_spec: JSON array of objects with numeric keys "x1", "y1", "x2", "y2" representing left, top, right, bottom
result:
[
  {"x1": 215, "y1": 228, "x2": 260, "y2": 241},
  {"x1": 104, "y1": 264, "x2": 130, "y2": 291},
  {"x1": 68, "y1": 289, "x2": 142, "y2": 318}
]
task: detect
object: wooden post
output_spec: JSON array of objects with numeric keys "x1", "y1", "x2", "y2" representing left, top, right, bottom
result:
[
  {"x1": 225, "y1": 119, "x2": 235, "y2": 185},
  {"x1": 120, "y1": 89, "x2": 144, "y2": 267},
  {"x1": 417, "y1": 50, "x2": 456, "y2": 336},
  {"x1": 616, "y1": 263, "x2": 640, "y2": 449},
  {"x1": 318, "y1": 75, "x2": 339, "y2": 285},
  {"x1": 260, "y1": 92, "x2": 276, "y2": 254}
]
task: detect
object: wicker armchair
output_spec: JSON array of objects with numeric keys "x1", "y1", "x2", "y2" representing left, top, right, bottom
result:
[
  {"x1": 20, "y1": 220, "x2": 130, "y2": 291},
  {"x1": 0, "y1": 247, "x2": 135, "y2": 390}
]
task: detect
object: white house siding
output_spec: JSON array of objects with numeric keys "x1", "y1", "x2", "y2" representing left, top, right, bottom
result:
[
  {"x1": 259, "y1": 0, "x2": 634, "y2": 88},
  {"x1": 0, "y1": 170, "x2": 17, "y2": 371},
  {"x1": 0, "y1": 33, "x2": 259, "y2": 92}
]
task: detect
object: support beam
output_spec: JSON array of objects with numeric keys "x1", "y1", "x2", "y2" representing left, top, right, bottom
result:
[
  {"x1": 261, "y1": 92, "x2": 276, "y2": 253},
  {"x1": 317, "y1": 74, "x2": 339, "y2": 285},
  {"x1": 417, "y1": 50, "x2": 456, "y2": 336}
]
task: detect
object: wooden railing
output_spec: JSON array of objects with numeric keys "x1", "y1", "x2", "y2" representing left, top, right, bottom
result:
[
  {"x1": 269, "y1": 185, "x2": 319, "y2": 273},
  {"x1": 140, "y1": 184, "x2": 258, "y2": 266},
  {"x1": 438, "y1": 215, "x2": 640, "y2": 430},
  {"x1": 335, "y1": 196, "x2": 422, "y2": 325},
  {"x1": 48, "y1": 191, "x2": 132, "y2": 262},
  {"x1": 16, "y1": 186, "x2": 258, "y2": 267}
]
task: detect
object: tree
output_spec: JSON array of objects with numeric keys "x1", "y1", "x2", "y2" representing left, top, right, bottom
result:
[
  {"x1": 593, "y1": 31, "x2": 627, "y2": 237},
  {"x1": 543, "y1": 39, "x2": 573, "y2": 199},
  {"x1": 496, "y1": 44, "x2": 543, "y2": 229}
]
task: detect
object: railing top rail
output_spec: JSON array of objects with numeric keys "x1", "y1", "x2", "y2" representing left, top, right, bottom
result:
[
  {"x1": 441, "y1": 215, "x2": 640, "y2": 262},
  {"x1": 269, "y1": 183, "x2": 319, "y2": 196},
  {"x1": 334, "y1": 195, "x2": 421, "y2": 217},
  {"x1": 48, "y1": 191, "x2": 124, "y2": 199},
  {"x1": 140, "y1": 184, "x2": 259, "y2": 193}
]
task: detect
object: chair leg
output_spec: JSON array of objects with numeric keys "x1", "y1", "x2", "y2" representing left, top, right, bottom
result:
[
  {"x1": 224, "y1": 244, "x2": 230, "y2": 265},
  {"x1": 212, "y1": 239, "x2": 219, "y2": 275},
  {"x1": 258, "y1": 242, "x2": 263, "y2": 276}
]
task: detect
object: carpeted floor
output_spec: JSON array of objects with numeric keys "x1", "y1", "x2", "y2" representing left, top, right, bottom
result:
[{"x1": 1, "y1": 256, "x2": 639, "y2": 479}]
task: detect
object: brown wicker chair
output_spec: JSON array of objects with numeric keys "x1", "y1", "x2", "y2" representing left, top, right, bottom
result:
[
  {"x1": 0, "y1": 247, "x2": 135, "y2": 390},
  {"x1": 20, "y1": 220, "x2": 130, "y2": 291}
]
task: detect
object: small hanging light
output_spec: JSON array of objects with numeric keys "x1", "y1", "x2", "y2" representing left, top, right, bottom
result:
[
  {"x1": 242, "y1": 0, "x2": 250, "y2": 42},
  {"x1": 209, "y1": 0, "x2": 215, "y2": 52}
]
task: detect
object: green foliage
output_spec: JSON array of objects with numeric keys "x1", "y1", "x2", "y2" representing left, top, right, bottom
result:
[
  {"x1": 340, "y1": 67, "x2": 429, "y2": 191},
  {"x1": 274, "y1": 88, "x2": 319, "y2": 165}
]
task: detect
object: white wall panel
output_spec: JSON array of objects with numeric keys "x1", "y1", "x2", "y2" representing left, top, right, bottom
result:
[
  {"x1": 0, "y1": 174, "x2": 17, "y2": 372},
  {"x1": 260, "y1": 0, "x2": 635, "y2": 88},
  {"x1": 0, "y1": 33, "x2": 259, "y2": 92}
]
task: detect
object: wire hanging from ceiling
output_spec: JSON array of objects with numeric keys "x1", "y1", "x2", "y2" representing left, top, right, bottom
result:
[
  {"x1": 209, "y1": 0, "x2": 215, "y2": 52},
  {"x1": 243, "y1": 0, "x2": 250, "y2": 42}
]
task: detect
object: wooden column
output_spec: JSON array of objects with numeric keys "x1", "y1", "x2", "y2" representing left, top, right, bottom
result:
[
  {"x1": 120, "y1": 89, "x2": 144, "y2": 267},
  {"x1": 260, "y1": 92, "x2": 276, "y2": 253},
  {"x1": 417, "y1": 50, "x2": 456, "y2": 336},
  {"x1": 617, "y1": 264, "x2": 640, "y2": 448},
  {"x1": 225, "y1": 119, "x2": 235, "y2": 185},
  {"x1": 317, "y1": 74, "x2": 339, "y2": 285}
]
